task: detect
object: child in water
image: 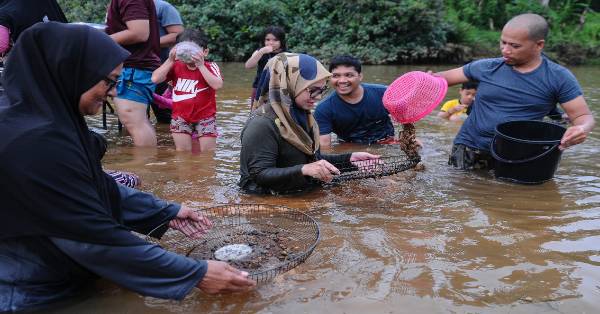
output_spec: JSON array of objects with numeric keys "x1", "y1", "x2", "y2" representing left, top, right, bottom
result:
[
  {"x1": 152, "y1": 29, "x2": 223, "y2": 152},
  {"x1": 438, "y1": 81, "x2": 478, "y2": 121},
  {"x1": 244, "y1": 26, "x2": 287, "y2": 100}
]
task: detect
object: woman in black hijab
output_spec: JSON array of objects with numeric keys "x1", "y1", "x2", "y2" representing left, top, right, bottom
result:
[
  {"x1": 0, "y1": 22, "x2": 254, "y2": 312},
  {"x1": 0, "y1": 0, "x2": 67, "y2": 55}
]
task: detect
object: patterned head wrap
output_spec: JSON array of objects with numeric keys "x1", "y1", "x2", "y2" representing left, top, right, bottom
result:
[{"x1": 251, "y1": 53, "x2": 331, "y2": 156}]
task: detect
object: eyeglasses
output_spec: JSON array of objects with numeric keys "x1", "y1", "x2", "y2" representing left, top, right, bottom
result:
[
  {"x1": 307, "y1": 85, "x2": 329, "y2": 99},
  {"x1": 103, "y1": 76, "x2": 120, "y2": 92}
]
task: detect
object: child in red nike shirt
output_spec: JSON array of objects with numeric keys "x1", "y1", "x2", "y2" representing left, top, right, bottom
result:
[{"x1": 152, "y1": 29, "x2": 222, "y2": 152}]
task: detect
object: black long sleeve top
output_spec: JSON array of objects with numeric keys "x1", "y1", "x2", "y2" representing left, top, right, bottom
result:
[{"x1": 239, "y1": 114, "x2": 353, "y2": 194}]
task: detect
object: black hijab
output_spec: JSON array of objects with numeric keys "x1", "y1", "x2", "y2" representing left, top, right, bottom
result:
[
  {"x1": 0, "y1": 22, "x2": 144, "y2": 245},
  {"x1": 0, "y1": 0, "x2": 68, "y2": 44}
]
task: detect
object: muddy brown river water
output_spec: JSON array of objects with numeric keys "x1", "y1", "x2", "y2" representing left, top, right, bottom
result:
[{"x1": 54, "y1": 63, "x2": 600, "y2": 313}]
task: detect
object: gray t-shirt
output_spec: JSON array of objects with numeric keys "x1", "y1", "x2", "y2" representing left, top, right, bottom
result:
[
  {"x1": 455, "y1": 57, "x2": 582, "y2": 150},
  {"x1": 154, "y1": 0, "x2": 183, "y2": 61}
]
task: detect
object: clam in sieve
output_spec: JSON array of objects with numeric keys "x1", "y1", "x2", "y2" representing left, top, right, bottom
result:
[{"x1": 214, "y1": 244, "x2": 253, "y2": 261}]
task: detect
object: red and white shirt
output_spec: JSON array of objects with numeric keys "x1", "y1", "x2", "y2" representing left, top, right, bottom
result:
[{"x1": 166, "y1": 60, "x2": 221, "y2": 122}]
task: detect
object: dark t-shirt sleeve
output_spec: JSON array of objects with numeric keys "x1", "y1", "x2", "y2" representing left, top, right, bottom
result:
[
  {"x1": 314, "y1": 99, "x2": 333, "y2": 135},
  {"x1": 118, "y1": 185, "x2": 180, "y2": 237},
  {"x1": 556, "y1": 67, "x2": 583, "y2": 104},
  {"x1": 119, "y1": 0, "x2": 151, "y2": 22},
  {"x1": 463, "y1": 59, "x2": 489, "y2": 81},
  {"x1": 252, "y1": 52, "x2": 275, "y2": 88}
]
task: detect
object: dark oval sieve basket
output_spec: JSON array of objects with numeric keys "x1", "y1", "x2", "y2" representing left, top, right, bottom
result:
[
  {"x1": 331, "y1": 155, "x2": 421, "y2": 184},
  {"x1": 139, "y1": 204, "x2": 320, "y2": 284}
]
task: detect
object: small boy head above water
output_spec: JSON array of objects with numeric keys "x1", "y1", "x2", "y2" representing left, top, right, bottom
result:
[{"x1": 438, "y1": 80, "x2": 479, "y2": 121}]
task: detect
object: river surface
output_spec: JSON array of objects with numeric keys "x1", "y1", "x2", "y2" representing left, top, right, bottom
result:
[{"x1": 55, "y1": 63, "x2": 599, "y2": 313}]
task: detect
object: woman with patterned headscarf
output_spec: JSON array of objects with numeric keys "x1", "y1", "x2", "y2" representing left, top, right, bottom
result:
[{"x1": 239, "y1": 53, "x2": 379, "y2": 194}]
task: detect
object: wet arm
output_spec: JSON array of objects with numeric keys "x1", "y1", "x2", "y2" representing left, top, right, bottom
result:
[
  {"x1": 562, "y1": 96, "x2": 595, "y2": 133},
  {"x1": 560, "y1": 95, "x2": 596, "y2": 149}
]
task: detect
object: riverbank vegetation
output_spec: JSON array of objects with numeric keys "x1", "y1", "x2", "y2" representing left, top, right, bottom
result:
[{"x1": 57, "y1": 0, "x2": 599, "y2": 65}]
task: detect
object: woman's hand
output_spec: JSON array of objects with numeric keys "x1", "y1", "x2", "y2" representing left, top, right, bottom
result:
[
  {"x1": 169, "y1": 204, "x2": 213, "y2": 239},
  {"x1": 259, "y1": 45, "x2": 274, "y2": 55},
  {"x1": 301, "y1": 159, "x2": 340, "y2": 182},
  {"x1": 197, "y1": 261, "x2": 256, "y2": 294},
  {"x1": 350, "y1": 152, "x2": 381, "y2": 170},
  {"x1": 350, "y1": 152, "x2": 380, "y2": 162}
]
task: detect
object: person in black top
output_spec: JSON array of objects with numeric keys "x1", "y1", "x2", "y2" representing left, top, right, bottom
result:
[
  {"x1": 0, "y1": 22, "x2": 254, "y2": 311},
  {"x1": 245, "y1": 26, "x2": 287, "y2": 100},
  {"x1": 0, "y1": 0, "x2": 67, "y2": 57}
]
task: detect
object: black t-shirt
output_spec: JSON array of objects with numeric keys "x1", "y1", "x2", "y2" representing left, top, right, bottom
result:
[
  {"x1": 252, "y1": 51, "x2": 285, "y2": 88},
  {"x1": 0, "y1": 0, "x2": 67, "y2": 44}
]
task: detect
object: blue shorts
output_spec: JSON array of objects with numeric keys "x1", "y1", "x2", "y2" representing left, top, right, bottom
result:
[{"x1": 116, "y1": 67, "x2": 156, "y2": 105}]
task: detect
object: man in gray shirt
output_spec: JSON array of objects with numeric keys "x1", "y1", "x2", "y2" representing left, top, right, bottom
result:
[{"x1": 152, "y1": 0, "x2": 184, "y2": 123}]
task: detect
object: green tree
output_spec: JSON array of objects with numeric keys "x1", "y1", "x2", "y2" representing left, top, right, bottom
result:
[{"x1": 55, "y1": 0, "x2": 599, "y2": 64}]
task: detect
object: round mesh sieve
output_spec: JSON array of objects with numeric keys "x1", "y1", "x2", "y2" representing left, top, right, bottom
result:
[{"x1": 140, "y1": 204, "x2": 320, "y2": 284}]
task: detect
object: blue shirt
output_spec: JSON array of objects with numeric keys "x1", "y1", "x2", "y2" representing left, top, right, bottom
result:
[
  {"x1": 314, "y1": 83, "x2": 394, "y2": 144},
  {"x1": 154, "y1": 0, "x2": 183, "y2": 61},
  {"x1": 456, "y1": 57, "x2": 582, "y2": 150}
]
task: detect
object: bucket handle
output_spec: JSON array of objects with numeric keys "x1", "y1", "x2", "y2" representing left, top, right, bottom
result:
[{"x1": 490, "y1": 135, "x2": 559, "y2": 164}]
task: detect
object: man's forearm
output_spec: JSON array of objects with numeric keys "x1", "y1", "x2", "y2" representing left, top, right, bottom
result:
[
  {"x1": 434, "y1": 67, "x2": 468, "y2": 87},
  {"x1": 573, "y1": 113, "x2": 595, "y2": 134},
  {"x1": 110, "y1": 29, "x2": 147, "y2": 45},
  {"x1": 160, "y1": 33, "x2": 178, "y2": 47}
]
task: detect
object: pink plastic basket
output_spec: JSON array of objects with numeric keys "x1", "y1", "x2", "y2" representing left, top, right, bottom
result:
[{"x1": 383, "y1": 71, "x2": 448, "y2": 124}]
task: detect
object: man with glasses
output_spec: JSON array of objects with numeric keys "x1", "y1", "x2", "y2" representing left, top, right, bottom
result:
[{"x1": 315, "y1": 55, "x2": 395, "y2": 147}]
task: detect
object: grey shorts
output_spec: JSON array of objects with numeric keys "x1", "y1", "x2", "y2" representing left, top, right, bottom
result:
[{"x1": 448, "y1": 144, "x2": 495, "y2": 170}]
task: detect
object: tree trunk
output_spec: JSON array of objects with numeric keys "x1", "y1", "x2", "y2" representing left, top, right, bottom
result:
[
  {"x1": 540, "y1": 0, "x2": 550, "y2": 7},
  {"x1": 577, "y1": 7, "x2": 588, "y2": 31}
]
